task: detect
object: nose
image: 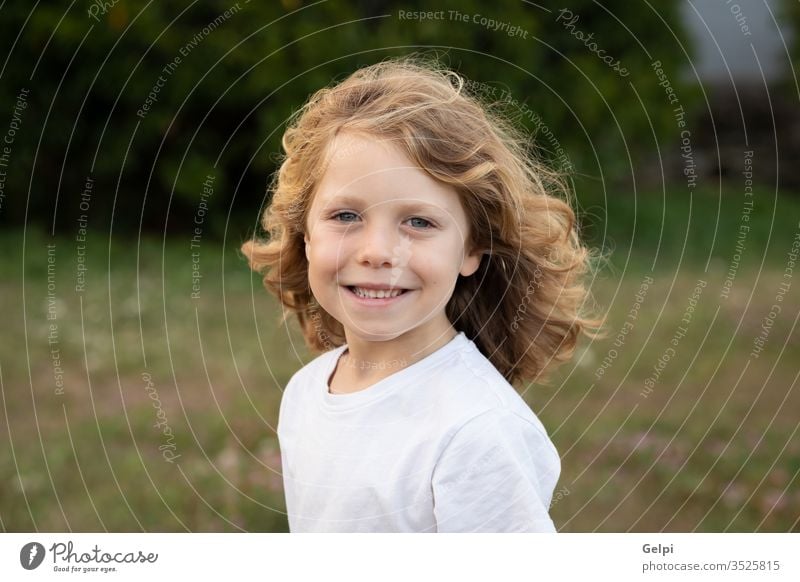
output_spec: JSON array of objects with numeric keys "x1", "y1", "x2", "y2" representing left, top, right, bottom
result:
[{"x1": 355, "y1": 221, "x2": 400, "y2": 268}]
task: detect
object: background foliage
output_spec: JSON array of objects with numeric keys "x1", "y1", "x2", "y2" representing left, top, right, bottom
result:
[{"x1": 0, "y1": 0, "x2": 693, "y2": 236}]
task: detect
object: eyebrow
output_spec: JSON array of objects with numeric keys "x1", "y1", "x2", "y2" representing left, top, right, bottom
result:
[{"x1": 323, "y1": 194, "x2": 449, "y2": 216}]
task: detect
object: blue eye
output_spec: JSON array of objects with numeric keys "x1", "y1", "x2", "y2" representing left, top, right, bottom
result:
[
  {"x1": 331, "y1": 211, "x2": 359, "y2": 222},
  {"x1": 407, "y1": 217, "x2": 433, "y2": 229}
]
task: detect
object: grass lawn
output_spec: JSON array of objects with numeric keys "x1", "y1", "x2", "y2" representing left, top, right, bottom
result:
[{"x1": 1, "y1": 186, "x2": 799, "y2": 532}]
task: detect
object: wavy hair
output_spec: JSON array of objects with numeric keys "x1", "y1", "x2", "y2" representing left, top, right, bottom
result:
[{"x1": 242, "y1": 55, "x2": 607, "y2": 388}]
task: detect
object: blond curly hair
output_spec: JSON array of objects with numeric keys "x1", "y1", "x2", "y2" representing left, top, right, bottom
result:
[{"x1": 242, "y1": 54, "x2": 606, "y2": 388}]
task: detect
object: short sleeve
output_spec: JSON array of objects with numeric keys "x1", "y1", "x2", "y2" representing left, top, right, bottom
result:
[{"x1": 431, "y1": 407, "x2": 561, "y2": 533}]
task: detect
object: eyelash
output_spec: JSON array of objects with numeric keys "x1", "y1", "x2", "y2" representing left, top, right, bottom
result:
[{"x1": 329, "y1": 211, "x2": 436, "y2": 229}]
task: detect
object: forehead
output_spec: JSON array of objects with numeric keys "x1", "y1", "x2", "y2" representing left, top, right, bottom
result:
[{"x1": 312, "y1": 131, "x2": 466, "y2": 218}]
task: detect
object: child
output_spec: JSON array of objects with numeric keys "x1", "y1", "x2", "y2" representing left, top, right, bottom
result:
[{"x1": 242, "y1": 55, "x2": 604, "y2": 532}]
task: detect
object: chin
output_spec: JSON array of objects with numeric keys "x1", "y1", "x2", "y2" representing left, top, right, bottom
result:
[{"x1": 346, "y1": 329, "x2": 405, "y2": 342}]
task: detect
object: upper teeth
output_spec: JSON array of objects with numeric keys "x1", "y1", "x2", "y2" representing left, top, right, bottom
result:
[{"x1": 353, "y1": 287, "x2": 404, "y2": 299}]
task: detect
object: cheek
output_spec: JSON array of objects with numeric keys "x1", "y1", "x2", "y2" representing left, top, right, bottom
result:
[
  {"x1": 307, "y1": 233, "x2": 347, "y2": 273},
  {"x1": 427, "y1": 240, "x2": 465, "y2": 272},
  {"x1": 412, "y1": 256, "x2": 449, "y2": 289}
]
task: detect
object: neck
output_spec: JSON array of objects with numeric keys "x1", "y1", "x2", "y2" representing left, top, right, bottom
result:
[{"x1": 341, "y1": 324, "x2": 458, "y2": 380}]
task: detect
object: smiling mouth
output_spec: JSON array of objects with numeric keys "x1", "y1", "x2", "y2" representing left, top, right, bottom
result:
[{"x1": 344, "y1": 286, "x2": 410, "y2": 299}]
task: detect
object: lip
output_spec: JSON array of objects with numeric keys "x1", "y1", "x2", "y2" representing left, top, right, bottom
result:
[{"x1": 342, "y1": 285, "x2": 413, "y2": 306}]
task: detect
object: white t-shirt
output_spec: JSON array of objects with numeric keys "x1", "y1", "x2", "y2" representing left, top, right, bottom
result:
[{"x1": 277, "y1": 330, "x2": 561, "y2": 532}]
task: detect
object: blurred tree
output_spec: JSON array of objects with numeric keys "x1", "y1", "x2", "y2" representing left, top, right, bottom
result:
[{"x1": 0, "y1": 0, "x2": 693, "y2": 236}]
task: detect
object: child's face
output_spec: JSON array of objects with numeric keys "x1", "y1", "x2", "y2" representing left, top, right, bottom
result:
[{"x1": 304, "y1": 131, "x2": 483, "y2": 344}]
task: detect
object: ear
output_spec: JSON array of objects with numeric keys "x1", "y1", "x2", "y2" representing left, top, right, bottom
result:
[
  {"x1": 460, "y1": 245, "x2": 484, "y2": 278},
  {"x1": 304, "y1": 234, "x2": 310, "y2": 261}
]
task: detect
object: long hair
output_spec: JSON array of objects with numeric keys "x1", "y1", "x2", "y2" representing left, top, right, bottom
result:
[{"x1": 242, "y1": 55, "x2": 607, "y2": 388}]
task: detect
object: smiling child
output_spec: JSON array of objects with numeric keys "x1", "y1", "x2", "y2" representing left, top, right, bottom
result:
[{"x1": 242, "y1": 55, "x2": 604, "y2": 532}]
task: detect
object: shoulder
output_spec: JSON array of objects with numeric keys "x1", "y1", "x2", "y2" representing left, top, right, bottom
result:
[
  {"x1": 422, "y1": 343, "x2": 560, "y2": 483},
  {"x1": 437, "y1": 405, "x2": 559, "y2": 473},
  {"x1": 436, "y1": 342, "x2": 554, "y2": 445},
  {"x1": 430, "y1": 404, "x2": 561, "y2": 531}
]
